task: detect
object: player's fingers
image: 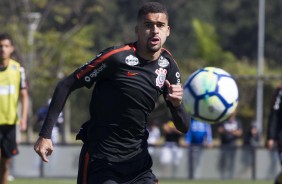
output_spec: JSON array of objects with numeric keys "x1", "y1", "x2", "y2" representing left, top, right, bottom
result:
[
  {"x1": 168, "y1": 88, "x2": 183, "y2": 96},
  {"x1": 34, "y1": 145, "x2": 48, "y2": 162},
  {"x1": 34, "y1": 138, "x2": 53, "y2": 163},
  {"x1": 168, "y1": 93, "x2": 182, "y2": 100},
  {"x1": 169, "y1": 83, "x2": 183, "y2": 92},
  {"x1": 41, "y1": 151, "x2": 49, "y2": 162},
  {"x1": 46, "y1": 148, "x2": 53, "y2": 156},
  {"x1": 165, "y1": 80, "x2": 171, "y2": 92}
]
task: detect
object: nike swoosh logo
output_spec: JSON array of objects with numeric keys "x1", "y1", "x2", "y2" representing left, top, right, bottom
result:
[{"x1": 127, "y1": 71, "x2": 138, "y2": 76}]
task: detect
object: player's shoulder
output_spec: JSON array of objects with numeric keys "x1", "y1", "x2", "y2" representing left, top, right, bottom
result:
[
  {"x1": 9, "y1": 59, "x2": 21, "y2": 70},
  {"x1": 160, "y1": 48, "x2": 177, "y2": 64},
  {"x1": 9, "y1": 59, "x2": 20, "y2": 65},
  {"x1": 99, "y1": 43, "x2": 135, "y2": 56}
]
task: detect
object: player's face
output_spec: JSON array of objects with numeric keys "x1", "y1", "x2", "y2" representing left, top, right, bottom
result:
[
  {"x1": 0, "y1": 39, "x2": 14, "y2": 61},
  {"x1": 135, "y1": 13, "x2": 170, "y2": 56}
]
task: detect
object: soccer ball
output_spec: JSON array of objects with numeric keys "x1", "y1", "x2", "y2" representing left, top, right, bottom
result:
[{"x1": 183, "y1": 67, "x2": 239, "y2": 124}]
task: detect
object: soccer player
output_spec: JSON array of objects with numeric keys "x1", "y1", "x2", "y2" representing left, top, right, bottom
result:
[
  {"x1": 266, "y1": 84, "x2": 282, "y2": 184},
  {"x1": 34, "y1": 2, "x2": 190, "y2": 184},
  {"x1": 0, "y1": 33, "x2": 28, "y2": 184}
]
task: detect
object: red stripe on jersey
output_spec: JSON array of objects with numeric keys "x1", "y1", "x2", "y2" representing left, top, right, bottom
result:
[
  {"x1": 82, "y1": 152, "x2": 89, "y2": 184},
  {"x1": 161, "y1": 48, "x2": 179, "y2": 66},
  {"x1": 76, "y1": 45, "x2": 132, "y2": 79}
]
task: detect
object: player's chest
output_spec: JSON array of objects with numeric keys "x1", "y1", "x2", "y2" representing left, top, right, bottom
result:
[{"x1": 113, "y1": 54, "x2": 170, "y2": 89}]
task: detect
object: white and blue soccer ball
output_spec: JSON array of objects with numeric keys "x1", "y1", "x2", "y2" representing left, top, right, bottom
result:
[{"x1": 183, "y1": 67, "x2": 239, "y2": 124}]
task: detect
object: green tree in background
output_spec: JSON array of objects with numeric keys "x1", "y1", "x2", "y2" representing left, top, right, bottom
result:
[{"x1": 0, "y1": 0, "x2": 281, "y2": 142}]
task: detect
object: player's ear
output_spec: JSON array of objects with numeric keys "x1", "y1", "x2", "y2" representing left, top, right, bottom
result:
[
  {"x1": 10, "y1": 45, "x2": 15, "y2": 53},
  {"x1": 166, "y1": 26, "x2": 170, "y2": 37}
]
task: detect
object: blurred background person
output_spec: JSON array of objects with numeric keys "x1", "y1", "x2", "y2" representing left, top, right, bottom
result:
[
  {"x1": 0, "y1": 33, "x2": 28, "y2": 184},
  {"x1": 147, "y1": 119, "x2": 161, "y2": 169},
  {"x1": 217, "y1": 112, "x2": 242, "y2": 179},
  {"x1": 266, "y1": 84, "x2": 282, "y2": 184},
  {"x1": 184, "y1": 117, "x2": 213, "y2": 179},
  {"x1": 160, "y1": 120, "x2": 183, "y2": 178},
  {"x1": 147, "y1": 120, "x2": 161, "y2": 154},
  {"x1": 37, "y1": 98, "x2": 64, "y2": 144},
  {"x1": 240, "y1": 121, "x2": 259, "y2": 177}
]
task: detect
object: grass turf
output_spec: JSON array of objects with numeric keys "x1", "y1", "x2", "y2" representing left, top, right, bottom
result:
[{"x1": 10, "y1": 178, "x2": 272, "y2": 184}]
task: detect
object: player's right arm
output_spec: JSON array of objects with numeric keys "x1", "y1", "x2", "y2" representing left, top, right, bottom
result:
[
  {"x1": 34, "y1": 45, "x2": 128, "y2": 162},
  {"x1": 34, "y1": 74, "x2": 80, "y2": 162}
]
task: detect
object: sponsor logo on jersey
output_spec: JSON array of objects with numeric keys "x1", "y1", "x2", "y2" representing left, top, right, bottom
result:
[
  {"x1": 127, "y1": 71, "x2": 138, "y2": 76},
  {"x1": 125, "y1": 55, "x2": 139, "y2": 66},
  {"x1": 96, "y1": 52, "x2": 102, "y2": 58},
  {"x1": 176, "y1": 72, "x2": 181, "y2": 84},
  {"x1": 158, "y1": 56, "x2": 169, "y2": 67},
  {"x1": 155, "y1": 68, "x2": 167, "y2": 88},
  {"x1": 84, "y1": 63, "x2": 107, "y2": 82}
]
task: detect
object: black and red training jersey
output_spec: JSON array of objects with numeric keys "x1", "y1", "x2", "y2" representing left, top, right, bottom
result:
[{"x1": 40, "y1": 42, "x2": 189, "y2": 162}]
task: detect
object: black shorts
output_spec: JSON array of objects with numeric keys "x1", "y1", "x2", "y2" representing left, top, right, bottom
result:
[
  {"x1": 77, "y1": 144, "x2": 158, "y2": 184},
  {"x1": 0, "y1": 125, "x2": 18, "y2": 158}
]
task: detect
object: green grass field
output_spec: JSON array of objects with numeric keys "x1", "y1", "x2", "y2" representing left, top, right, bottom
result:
[{"x1": 10, "y1": 178, "x2": 273, "y2": 184}]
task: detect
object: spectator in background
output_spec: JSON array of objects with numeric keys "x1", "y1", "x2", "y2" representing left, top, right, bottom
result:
[
  {"x1": 184, "y1": 118, "x2": 213, "y2": 179},
  {"x1": 160, "y1": 120, "x2": 183, "y2": 178},
  {"x1": 0, "y1": 33, "x2": 28, "y2": 184},
  {"x1": 37, "y1": 98, "x2": 64, "y2": 144},
  {"x1": 147, "y1": 120, "x2": 161, "y2": 147},
  {"x1": 240, "y1": 121, "x2": 259, "y2": 177},
  {"x1": 147, "y1": 120, "x2": 161, "y2": 168},
  {"x1": 266, "y1": 84, "x2": 282, "y2": 184},
  {"x1": 217, "y1": 112, "x2": 242, "y2": 179},
  {"x1": 147, "y1": 120, "x2": 161, "y2": 154}
]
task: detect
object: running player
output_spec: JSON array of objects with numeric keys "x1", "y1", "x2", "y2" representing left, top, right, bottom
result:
[
  {"x1": 266, "y1": 84, "x2": 282, "y2": 184},
  {"x1": 34, "y1": 2, "x2": 190, "y2": 184}
]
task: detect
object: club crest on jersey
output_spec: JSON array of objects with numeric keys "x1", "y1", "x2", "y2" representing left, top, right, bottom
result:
[
  {"x1": 125, "y1": 55, "x2": 139, "y2": 66},
  {"x1": 158, "y1": 56, "x2": 169, "y2": 67},
  {"x1": 155, "y1": 68, "x2": 167, "y2": 88}
]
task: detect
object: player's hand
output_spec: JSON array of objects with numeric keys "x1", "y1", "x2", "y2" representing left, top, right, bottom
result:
[
  {"x1": 34, "y1": 137, "x2": 53, "y2": 163},
  {"x1": 165, "y1": 80, "x2": 183, "y2": 107},
  {"x1": 19, "y1": 118, "x2": 27, "y2": 131}
]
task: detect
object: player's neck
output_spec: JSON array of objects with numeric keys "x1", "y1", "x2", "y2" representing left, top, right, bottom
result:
[
  {"x1": 136, "y1": 44, "x2": 161, "y2": 61},
  {"x1": 0, "y1": 58, "x2": 10, "y2": 67}
]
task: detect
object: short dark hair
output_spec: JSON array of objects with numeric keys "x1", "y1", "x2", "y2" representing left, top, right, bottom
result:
[
  {"x1": 0, "y1": 33, "x2": 14, "y2": 45},
  {"x1": 137, "y1": 2, "x2": 168, "y2": 22}
]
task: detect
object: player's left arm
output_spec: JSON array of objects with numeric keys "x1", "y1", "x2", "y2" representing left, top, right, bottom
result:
[
  {"x1": 19, "y1": 67, "x2": 28, "y2": 131},
  {"x1": 164, "y1": 58, "x2": 189, "y2": 133}
]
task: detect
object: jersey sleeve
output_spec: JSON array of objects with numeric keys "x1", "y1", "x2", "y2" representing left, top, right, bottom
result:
[
  {"x1": 74, "y1": 46, "x2": 119, "y2": 88},
  {"x1": 20, "y1": 67, "x2": 27, "y2": 89},
  {"x1": 162, "y1": 51, "x2": 189, "y2": 133},
  {"x1": 165, "y1": 58, "x2": 181, "y2": 86}
]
